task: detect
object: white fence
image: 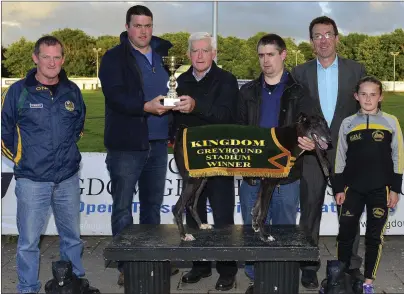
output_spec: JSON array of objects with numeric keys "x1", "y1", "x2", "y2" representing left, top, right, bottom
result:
[
  {"x1": 382, "y1": 81, "x2": 404, "y2": 92},
  {"x1": 2, "y1": 78, "x2": 100, "y2": 91}
]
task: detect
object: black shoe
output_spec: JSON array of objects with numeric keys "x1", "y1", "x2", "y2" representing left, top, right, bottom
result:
[
  {"x1": 301, "y1": 269, "x2": 319, "y2": 289},
  {"x1": 85, "y1": 285, "x2": 101, "y2": 293},
  {"x1": 245, "y1": 283, "x2": 254, "y2": 294},
  {"x1": 79, "y1": 277, "x2": 100, "y2": 294},
  {"x1": 181, "y1": 268, "x2": 212, "y2": 283},
  {"x1": 319, "y1": 278, "x2": 327, "y2": 294},
  {"x1": 348, "y1": 268, "x2": 365, "y2": 294},
  {"x1": 215, "y1": 275, "x2": 235, "y2": 291},
  {"x1": 171, "y1": 266, "x2": 179, "y2": 276},
  {"x1": 324, "y1": 260, "x2": 347, "y2": 294}
]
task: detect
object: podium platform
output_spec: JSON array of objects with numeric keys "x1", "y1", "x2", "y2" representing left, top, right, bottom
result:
[{"x1": 104, "y1": 224, "x2": 319, "y2": 294}]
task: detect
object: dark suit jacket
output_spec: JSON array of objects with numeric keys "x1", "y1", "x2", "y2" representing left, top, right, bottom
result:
[{"x1": 291, "y1": 56, "x2": 366, "y2": 167}]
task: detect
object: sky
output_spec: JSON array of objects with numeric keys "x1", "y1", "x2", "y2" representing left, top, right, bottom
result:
[{"x1": 1, "y1": 1, "x2": 404, "y2": 47}]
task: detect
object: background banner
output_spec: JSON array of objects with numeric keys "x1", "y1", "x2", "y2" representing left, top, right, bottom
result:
[{"x1": 2, "y1": 153, "x2": 403, "y2": 235}]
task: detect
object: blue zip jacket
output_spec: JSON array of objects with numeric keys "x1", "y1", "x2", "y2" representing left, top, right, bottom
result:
[
  {"x1": 99, "y1": 32, "x2": 172, "y2": 151},
  {"x1": 1, "y1": 68, "x2": 85, "y2": 183}
]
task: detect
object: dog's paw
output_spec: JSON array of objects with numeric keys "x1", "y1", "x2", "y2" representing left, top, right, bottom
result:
[
  {"x1": 200, "y1": 223, "x2": 212, "y2": 230},
  {"x1": 259, "y1": 235, "x2": 275, "y2": 242},
  {"x1": 252, "y1": 224, "x2": 260, "y2": 232},
  {"x1": 182, "y1": 234, "x2": 196, "y2": 241}
]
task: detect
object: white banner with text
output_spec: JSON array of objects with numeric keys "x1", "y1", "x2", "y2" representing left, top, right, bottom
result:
[{"x1": 2, "y1": 153, "x2": 403, "y2": 235}]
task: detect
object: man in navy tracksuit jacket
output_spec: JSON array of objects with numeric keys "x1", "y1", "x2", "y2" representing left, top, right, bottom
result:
[
  {"x1": 98, "y1": 5, "x2": 174, "y2": 285},
  {"x1": 1, "y1": 36, "x2": 98, "y2": 294}
]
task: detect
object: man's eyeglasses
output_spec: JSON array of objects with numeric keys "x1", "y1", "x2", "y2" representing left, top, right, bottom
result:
[
  {"x1": 39, "y1": 55, "x2": 63, "y2": 62},
  {"x1": 312, "y1": 33, "x2": 336, "y2": 41},
  {"x1": 133, "y1": 24, "x2": 153, "y2": 30}
]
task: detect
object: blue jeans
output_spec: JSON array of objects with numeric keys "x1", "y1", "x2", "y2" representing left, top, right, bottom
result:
[
  {"x1": 239, "y1": 179, "x2": 300, "y2": 225},
  {"x1": 15, "y1": 173, "x2": 84, "y2": 294},
  {"x1": 106, "y1": 140, "x2": 168, "y2": 236},
  {"x1": 239, "y1": 179, "x2": 300, "y2": 280}
]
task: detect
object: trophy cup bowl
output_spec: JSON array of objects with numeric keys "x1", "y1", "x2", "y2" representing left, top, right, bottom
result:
[{"x1": 162, "y1": 56, "x2": 185, "y2": 106}]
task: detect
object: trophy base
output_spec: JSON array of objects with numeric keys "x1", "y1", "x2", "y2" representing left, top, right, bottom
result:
[{"x1": 163, "y1": 98, "x2": 180, "y2": 107}]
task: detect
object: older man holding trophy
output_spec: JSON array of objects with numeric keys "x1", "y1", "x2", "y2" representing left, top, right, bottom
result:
[{"x1": 170, "y1": 32, "x2": 240, "y2": 292}]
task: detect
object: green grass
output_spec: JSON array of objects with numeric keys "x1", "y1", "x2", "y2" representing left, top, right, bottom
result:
[
  {"x1": 382, "y1": 92, "x2": 404, "y2": 131},
  {"x1": 77, "y1": 90, "x2": 106, "y2": 152},
  {"x1": 77, "y1": 90, "x2": 404, "y2": 152}
]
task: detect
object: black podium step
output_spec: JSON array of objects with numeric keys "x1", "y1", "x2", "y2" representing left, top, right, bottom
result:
[
  {"x1": 104, "y1": 224, "x2": 318, "y2": 262},
  {"x1": 104, "y1": 225, "x2": 318, "y2": 294}
]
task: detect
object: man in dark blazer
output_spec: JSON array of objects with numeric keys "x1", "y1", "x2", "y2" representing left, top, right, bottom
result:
[
  {"x1": 292, "y1": 16, "x2": 366, "y2": 289},
  {"x1": 170, "y1": 32, "x2": 239, "y2": 292}
]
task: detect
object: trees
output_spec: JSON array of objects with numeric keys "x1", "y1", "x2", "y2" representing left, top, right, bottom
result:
[
  {"x1": 3, "y1": 38, "x2": 35, "y2": 78},
  {"x1": 379, "y1": 29, "x2": 404, "y2": 81},
  {"x1": 159, "y1": 32, "x2": 190, "y2": 61},
  {"x1": 95, "y1": 35, "x2": 120, "y2": 61},
  {"x1": 338, "y1": 33, "x2": 368, "y2": 60},
  {"x1": 298, "y1": 42, "x2": 315, "y2": 62},
  {"x1": 50, "y1": 28, "x2": 96, "y2": 77},
  {"x1": 217, "y1": 35, "x2": 247, "y2": 78},
  {"x1": 284, "y1": 38, "x2": 306, "y2": 70},
  {"x1": 2, "y1": 30, "x2": 402, "y2": 80},
  {"x1": 2, "y1": 46, "x2": 11, "y2": 78},
  {"x1": 357, "y1": 36, "x2": 387, "y2": 79}
]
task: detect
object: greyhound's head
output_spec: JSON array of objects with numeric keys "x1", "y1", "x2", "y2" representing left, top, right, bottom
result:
[
  {"x1": 51, "y1": 260, "x2": 73, "y2": 286},
  {"x1": 296, "y1": 113, "x2": 331, "y2": 151},
  {"x1": 296, "y1": 113, "x2": 332, "y2": 177}
]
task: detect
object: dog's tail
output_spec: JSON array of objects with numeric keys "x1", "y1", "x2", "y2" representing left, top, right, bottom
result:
[{"x1": 173, "y1": 125, "x2": 189, "y2": 178}]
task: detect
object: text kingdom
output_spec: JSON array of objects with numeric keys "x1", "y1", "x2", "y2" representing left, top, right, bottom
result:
[{"x1": 191, "y1": 139, "x2": 265, "y2": 148}]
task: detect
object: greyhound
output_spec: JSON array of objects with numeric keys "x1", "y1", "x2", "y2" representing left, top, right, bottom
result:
[{"x1": 172, "y1": 113, "x2": 332, "y2": 242}]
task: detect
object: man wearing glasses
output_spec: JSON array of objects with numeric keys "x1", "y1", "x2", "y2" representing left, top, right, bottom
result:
[
  {"x1": 1, "y1": 36, "x2": 99, "y2": 294},
  {"x1": 292, "y1": 16, "x2": 366, "y2": 290},
  {"x1": 98, "y1": 5, "x2": 176, "y2": 286}
]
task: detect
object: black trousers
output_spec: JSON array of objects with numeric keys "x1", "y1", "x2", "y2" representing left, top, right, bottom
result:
[
  {"x1": 300, "y1": 154, "x2": 362, "y2": 272},
  {"x1": 337, "y1": 186, "x2": 388, "y2": 280},
  {"x1": 186, "y1": 176, "x2": 238, "y2": 277}
]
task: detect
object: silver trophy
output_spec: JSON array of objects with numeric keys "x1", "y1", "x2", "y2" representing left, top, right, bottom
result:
[{"x1": 162, "y1": 56, "x2": 184, "y2": 106}]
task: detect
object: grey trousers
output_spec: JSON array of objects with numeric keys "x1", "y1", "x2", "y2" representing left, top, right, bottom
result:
[{"x1": 299, "y1": 154, "x2": 362, "y2": 272}]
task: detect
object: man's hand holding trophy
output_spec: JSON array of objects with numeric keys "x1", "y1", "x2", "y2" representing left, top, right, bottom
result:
[
  {"x1": 145, "y1": 55, "x2": 196, "y2": 115},
  {"x1": 144, "y1": 55, "x2": 185, "y2": 116}
]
